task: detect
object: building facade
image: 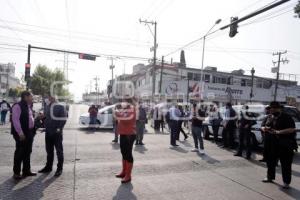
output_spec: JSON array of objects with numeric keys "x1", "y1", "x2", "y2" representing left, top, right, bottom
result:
[
  {"x1": 131, "y1": 63, "x2": 300, "y2": 105},
  {"x1": 0, "y1": 63, "x2": 21, "y2": 95}
]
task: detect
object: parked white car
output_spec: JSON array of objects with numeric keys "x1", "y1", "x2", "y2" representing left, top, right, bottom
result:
[
  {"x1": 79, "y1": 105, "x2": 115, "y2": 128},
  {"x1": 203, "y1": 104, "x2": 300, "y2": 147}
]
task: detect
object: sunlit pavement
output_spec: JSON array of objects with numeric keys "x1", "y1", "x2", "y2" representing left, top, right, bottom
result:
[{"x1": 0, "y1": 104, "x2": 300, "y2": 200}]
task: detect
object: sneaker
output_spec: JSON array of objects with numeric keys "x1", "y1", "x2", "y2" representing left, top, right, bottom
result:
[
  {"x1": 234, "y1": 153, "x2": 242, "y2": 157},
  {"x1": 191, "y1": 148, "x2": 198, "y2": 152},
  {"x1": 282, "y1": 183, "x2": 290, "y2": 189},
  {"x1": 199, "y1": 149, "x2": 205, "y2": 155}
]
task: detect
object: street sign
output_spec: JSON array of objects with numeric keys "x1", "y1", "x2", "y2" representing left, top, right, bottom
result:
[{"x1": 79, "y1": 53, "x2": 96, "y2": 61}]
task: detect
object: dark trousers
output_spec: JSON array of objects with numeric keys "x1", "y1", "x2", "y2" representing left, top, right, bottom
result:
[
  {"x1": 192, "y1": 126, "x2": 204, "y2": 149},
  {"x1": 13, "y1": 133, "x2": 34, "y2": 175},
  {"x1": 222, "y1": 125, "x2": 235, "y2": 148},
  {"x1": 170, "y1": 121, "x2": 178, "y2": 145},
  {"x1": 136, "y1": 120, "x2": 145, "y2": 143},
  {"x1": 120, "y1": 135, "x2": 136, "y2": 163},
  {"x1": 177, "y1": 121, "x2": 187, "y2": 140},
  {"x1": 45, "y1": 132, "x2": 64, "y2": 170},
  {"x1": 237, "y1": 128, "x2": 252, "y2": 156},
  {"x1": 267, "y1": 137, "x2": 294, "y2": 184},
  {"x1": 154, "y1": 120, "x2": 160, "y2": 132},
  {"x1": 212, "y1": 125, "x2": 219, "y2": 142},
  {"x1": 1, "y1": 110, "x2": 8, "y2": 123}
]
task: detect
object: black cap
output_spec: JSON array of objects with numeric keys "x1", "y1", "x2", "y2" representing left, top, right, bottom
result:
[{"x1": 269, "y1": 101, "x2": 281, "y2": 109}]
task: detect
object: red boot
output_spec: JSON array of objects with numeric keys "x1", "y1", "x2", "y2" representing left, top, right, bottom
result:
[
  {"x1": 121, "y1": 162, "x2": 133, "y2": 184},
  {"x1": 115, "y1": 160, "x2": 126, "y2": 178}
]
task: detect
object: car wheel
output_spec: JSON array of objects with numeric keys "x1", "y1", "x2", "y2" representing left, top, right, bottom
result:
[{"x1": 203, "y1": 126, "x2": 210, "y2": 140}]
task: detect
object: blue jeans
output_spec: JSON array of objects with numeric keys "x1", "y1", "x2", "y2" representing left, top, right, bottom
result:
[
  {"x1": 89, "y1": 116, "x2": 97, "y2": 125},
  {"x1": 192, "y1": 126, "x2": 204, "y2": 150},
  {"x1": 1, "y1": 111, "x2": 7, "y2": 124},
  {"x1": 170, "y1": 120, "x2": 178, "y2": 145}
]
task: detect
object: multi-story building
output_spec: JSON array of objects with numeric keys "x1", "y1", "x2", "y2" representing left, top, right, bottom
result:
[
  {"x1": 129, "y1": 63, "x2": 300, "y2": 105},
  {"x1": 0, "y1": 63, "x2": 21, "y2": 95}
]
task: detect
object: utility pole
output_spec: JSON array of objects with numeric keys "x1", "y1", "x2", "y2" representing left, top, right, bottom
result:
[
  {"x1": 109, "y1": 57, "x2": 116, "y2": 103},
  {"x1": 94, "y1": 76, "x2": 100, "y2": 105},
  {"x1": 250, "y1": 68, "x2": 255, "y2": 102},
  {"x1": 159, "y1": 56, "x2": 164, "y2": 94},
  {"x1": 272, "y1": 51, "x2": 289, "y2": 101},
  {"x1": 139, "y1": 19, "x2": 157, "y2": 102}
]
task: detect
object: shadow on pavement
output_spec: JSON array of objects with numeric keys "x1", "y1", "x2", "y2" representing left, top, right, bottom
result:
[
  {"x1": 0, "y1": 174, "x2": 56, "y2": 200},
  {"x1": 112, "y1": 183, "x2": 137, "y2": 200},
  {"x1": 169, "y1": 146, "x2": 189, "y2": 154},
  {"x1": 198, "y1": 153, "x2": 220, "y2": 164},
  {"x1": 134, "y1": 145, "x2": 148, "y2": 154},
  {"x1": 272, "y1": 181, "x2": 300, "y2": 199},
  {"x1": 178, "y1": 140, "x2": 193, "y2": 148}
]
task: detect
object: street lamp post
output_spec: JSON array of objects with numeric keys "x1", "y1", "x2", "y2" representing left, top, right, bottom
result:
[
  {"x1": 250, "y1": 68, "x2": 255, "y2": 102},
  {"x1": 200, "y1": 19, "x2": 221, "y2": 100}
]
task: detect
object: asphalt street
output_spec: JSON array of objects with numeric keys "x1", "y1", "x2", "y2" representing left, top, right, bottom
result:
[{"x1": 0, "y1": 104, "x2": 299, "y2": 200}]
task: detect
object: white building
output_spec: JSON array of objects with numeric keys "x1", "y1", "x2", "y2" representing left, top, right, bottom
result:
[
  {"x1": 0, "y1": 63, "x2": 21, "y2": 94},
  {"x1": 131, "y1": 63, "x2": 300, "y2": 105}
]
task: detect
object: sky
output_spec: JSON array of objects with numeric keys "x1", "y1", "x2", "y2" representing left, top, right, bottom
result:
[{"x1": 0, "y1": 0, "x2": 300, "y2": 100}]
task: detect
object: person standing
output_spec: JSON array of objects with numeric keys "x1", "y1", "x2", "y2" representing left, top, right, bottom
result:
[
  {"x1": 234, "y1": 105, "x2": 256, "y2": 159},
  {"x1": 169, "y1": 103, "x2": 181, "y2": 147},
  {"x1": 11, "y1": 91, "x2": 36, "y2": 180},
  {"x1": 0, "y1": 99, "x2": 11, "y2": 125},
  {"x1": 177, "y1": 105, "x2": 188, "y2": 140},
  {"x1": 136, "y1": 103, "x2": 147, "y2": 145},
  {"x1": 261, "y1": 102, "x2": 296, "y2": 189},
  {"x1": 209, "y1": 105, "x2": 222, "y2": 144},
  {"x1": 88, "y1": 105, "x2": 98, "y2": 129},
  {"x1": 259, "y1": 106, "x2": 271, "y2": 162},
  {"x1": 39, "y1": 95, "x2": 67, "y2": 177},
  {"x1": 115, "y1": 98, "x2": 137, "y2": 183},
  {"x1": 191, "y1": 104, "x2": 205, "y2": 154},
  {"x1": 221, "y1": 103, "x2": 237, "y2": 149}
]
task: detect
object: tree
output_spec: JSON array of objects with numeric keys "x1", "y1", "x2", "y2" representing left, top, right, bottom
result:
[
  {"x1": 179, "y1": 50, "x2": 186, "y2": 68},
  {"x1": 295, "y1": 1, "x2": 300, "y2": 18},
  {"x1": 30, "y1": 65, "x2": 70, "y2": 98}
]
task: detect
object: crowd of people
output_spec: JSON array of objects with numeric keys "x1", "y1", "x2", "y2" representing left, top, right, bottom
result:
[{"x1": 2, "y1": 91, "x2": 298, "y2": 189}]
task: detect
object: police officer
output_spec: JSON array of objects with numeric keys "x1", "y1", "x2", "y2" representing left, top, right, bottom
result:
[
  {"x1": 39, "y1": 95, "x2": 67, "y2": 177},
  {"x1": 221, "y1": 102, "x2": 237, "y2": 149},
  {"x1": 262, "y1": 101, "x2": 296, "y2": 189},
  {"x1": 234, "y1": 105, "x2": 256, "y2": 159}
]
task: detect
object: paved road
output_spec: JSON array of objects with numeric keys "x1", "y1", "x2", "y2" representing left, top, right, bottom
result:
[{"x1": 0, "y1": 104, "x2": 300, "y2": 200}]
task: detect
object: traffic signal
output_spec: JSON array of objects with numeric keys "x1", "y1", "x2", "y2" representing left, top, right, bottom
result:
[
  {"x1": 107, "y1": 85, "x2": 112, "y2": 94},
  {"x1": 229, "y1": 17, "x2": 238, "y2": 38},
  {"x1": 25, "y1": 63, "x2": 31, "y2": 81},
  {"x1": 79, "y1": 53, "x2": 96, "y2": 61}
]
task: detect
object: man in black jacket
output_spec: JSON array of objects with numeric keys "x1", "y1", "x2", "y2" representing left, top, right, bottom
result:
[
  {"x1": 261, "y1": 102, "x2": 296, "y2": 189},
  {"x1": 234, "y1": 105, "x2": 257, "y2": 159},
  {"x1": 11, "y1": 91, "x2": 36, "y2": 180},
  {"x1": 39, "y1": 95, "x2": 67, "y2": 177}
]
